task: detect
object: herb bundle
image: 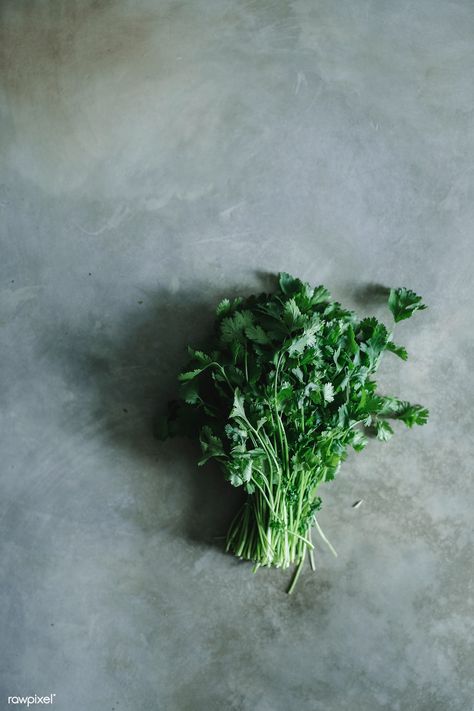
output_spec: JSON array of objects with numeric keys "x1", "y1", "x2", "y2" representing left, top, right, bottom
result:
[{"x1": 159, "y1": 274, "x2": 428, "y2": 592}]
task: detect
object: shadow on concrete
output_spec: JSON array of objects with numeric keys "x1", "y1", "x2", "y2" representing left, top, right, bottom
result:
[
  {"x1": 42, "y1": 275, "x2": 390, "y2": 552},
  {"x1": 40, "y1": 283, "x2": 252, "y2": 552},
  {"x1": 351, "y1": 282, "x2": 390, "y2": 309}
]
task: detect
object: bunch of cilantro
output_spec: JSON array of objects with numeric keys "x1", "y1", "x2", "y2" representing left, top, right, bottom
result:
[{"x1": 159, "y1": 274, "x2": 428, "y2": 592}]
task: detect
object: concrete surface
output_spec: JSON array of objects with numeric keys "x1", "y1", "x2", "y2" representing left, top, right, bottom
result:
[{"x1": 1, "y1": 1, "x2": 473, "y2": 709}]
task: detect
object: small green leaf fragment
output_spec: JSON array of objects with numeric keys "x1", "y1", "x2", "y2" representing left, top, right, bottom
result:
[
  {"x1": 190, "y1": 349, "x2": 213, "y2": 365},
  {"x1": 245, "y1": 323, "x2": 270, "y2": 344},
  {"x1": 230, "y1": 389, "x2": 247, "y2": 420},
  {"x1": 283, "y1": 298, "x2": 303, "y2": 330},
  {"x1": 346, "y1": 324, "x2": 358, "y2": 355},
  {"x1": 386, "y1": 342, "x2": 408, "y2": 360},
  {"x1": 181, "y1": 380, "x2": 201, "y2": 405},
  {"x1": 242, "y1": 460, "x2": 252, "y2": 483},
  {"x1": 288, "y1": 322, "x2": 320, "y2": 356},
  {"x1": 178, "y1": 368, "x2": 204, "y2": 382},
  {"x1": 221, "y1": 310, "x2": 254, "y2": 343},
  {"x1": 397, "y1": 404, "x2": 429, "y2": 427},
  {"x1": 279, "y1": 272, "x2": 303, "y2": 296},
  {"x1": 216, "y1": 298, "x2": 231, "y2": 317},
  {"x1": 388, "y1": 287, "x2": 427, "y2": 322},
  {"x1": 311, "y1": 285, "x2": 331, "y2": 305},
  {"x1": 351, "y1": 429, "x2": 368, "y2": 451},
  {"x1": 323, "y1": 382, "x2": 334, "y2": 403},
  {"x1": 198, "y1": 425, "x2": 226, "y2": 465},
  {"x1": 376, "y1": 420, "x2": 394, "y2": 441}
]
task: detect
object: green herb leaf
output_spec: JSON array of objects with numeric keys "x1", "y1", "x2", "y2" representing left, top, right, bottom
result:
[
  {"x1": 245, "y1": 323, "x2": 270, "y2": 345},
  {"x1": 388, "y1": 287, "x2": 427, "y2": 322},
  {"x1": 221, "y1": 310, "x2": 254, "y2": 343},
  {"x1": 386, "y1": 342, "x2": 408, "y2": 360},
  {"x1": 323, "y1": 382, "x2": 334, "y2": 403},
  {"x1": 311, "y1": 285, "x2": 331, "y2": 305},
  {"x1": 216, "y1": 298, "x2": 231, "y2": 317},
  {"x1": 376, "y1": 420, "x2": 394, "y2": 441},
  {"x1": 279, "y1": 272, "x2": 303, "y2": 296},
  {"x1": 230, "y1": 389, "x2": 247, "y2": 420},
  {"x1": 288, "y1": 321, "x2": 320, "y2": 356},
  {"x1": 178, "y1": 368, "x2": 205, "y2": 382},
  {"x1": 198, "y1": 426, "x2": 226, "y2": 465},
  {"x1": 397, "y1": 404, "x2": 429, "y2": 427},
  {"x1": 283, "y1": 298, "x2": 304, "y2": 331}
]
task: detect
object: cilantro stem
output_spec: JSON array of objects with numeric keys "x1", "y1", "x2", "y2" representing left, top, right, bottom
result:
[
  {"x1": 252, "y1": 475, "x2": 274, "y2": 510},
  {"x1": 287, "y1": 556, "x2": 305, "y2": 595},
  {"x1": 313, "y1": 517, "x2": 337, "y2": 557}
]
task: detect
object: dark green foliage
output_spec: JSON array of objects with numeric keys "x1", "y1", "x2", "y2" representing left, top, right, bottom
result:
[
  {"x1": 388, "y1": 287, "x2": 427, "y2": 322},
  {"x1": 160, "y1": 275, "x2": 428, "y2": 592}
]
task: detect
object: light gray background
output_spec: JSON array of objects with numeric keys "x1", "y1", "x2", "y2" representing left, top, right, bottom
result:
[{"x1": 1, "y1": 1, "x2": 473, "y2": 710}]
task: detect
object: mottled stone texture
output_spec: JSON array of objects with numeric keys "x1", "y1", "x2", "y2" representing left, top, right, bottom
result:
[{"x1": 1, "y1": 1, "x2": 473, "y2": 709}]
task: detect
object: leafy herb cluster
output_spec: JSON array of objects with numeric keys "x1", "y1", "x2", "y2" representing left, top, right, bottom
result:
[{"x1": 159, "y1": 274, "x2": 428, "y2": 592}]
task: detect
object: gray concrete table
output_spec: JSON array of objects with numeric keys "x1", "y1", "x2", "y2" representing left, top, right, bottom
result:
[{"x1": 1, "y1": 1, "x2": 473, "y2": 709}]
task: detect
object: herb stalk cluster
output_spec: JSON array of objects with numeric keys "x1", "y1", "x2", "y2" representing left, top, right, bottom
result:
[{"x1": 159, "y1": 274, "x2": 428, "y2": 592}]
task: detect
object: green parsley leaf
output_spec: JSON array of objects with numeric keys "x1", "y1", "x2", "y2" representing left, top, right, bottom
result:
[
  {"x1": 397, "y1": 404, "x2": 429, "y2": 427},
  {"x1": 245, "y1": 323, "x2": 270, "y2": 345},
  {"x1": 199, "y1": 426, "x2": 226, "y2": 465},
  {"x1": 178, "y1": 368, "x2": 205, "y2": 382},
  {"x1": 376, "y1": 420, "x2": 394, "y2": 441},
  {"x1": 386, "y1": 341, "x2": 408, "y2": 360},
  {"x1": 287, "y1": 321, "x2": 320, "y2": 356},
  {"x1": 283, "y1": 298, "x2": 304, "y2": 331},
  {"x1": 216, "y1": 298, "x2": 231, "y2": 318},
  {"x1": 323, "y1": 382, "x2": 334, "y2": 403},
  {"x1": 310, "y1": 285, "x2": 331, "y2": 305},
  {"x1": 279, "y1": 272, "x2": 303, "y2": 296},
  {"x1": 230, "y1": 389, "x2": 247, "y2": 420},
  {"x1": 221, "y1": 310, "x2": 254, "y2": 343},
  {"x1": 388, "y1": 287, "x2": 427, "y2": 322}
]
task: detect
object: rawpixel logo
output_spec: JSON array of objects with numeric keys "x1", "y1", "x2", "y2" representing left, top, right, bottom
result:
[{"x1": 7, "y1": 695, "x2": 56, "y2": 706}]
